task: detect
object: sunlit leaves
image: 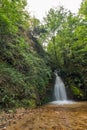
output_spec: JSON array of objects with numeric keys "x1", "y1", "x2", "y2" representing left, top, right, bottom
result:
[
  {"x1": 0, "y1": 0, "x2": 29, "y2": 38},
  {"x1": 79, "y1": 0, "x2": 87, "y2": 19},
  {"x1": 43, "y1": 4, "x2": 87, "y2": 99}
]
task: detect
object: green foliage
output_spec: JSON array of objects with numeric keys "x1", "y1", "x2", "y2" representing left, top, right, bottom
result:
[
  {"x1": 71, "y1": 86, "x2": 84, "y2": 99},
  {"x1": 21, "y1": 99, "x2": 36, "y2": 108},
  {"x1": 0, "y1": 0, "x2": 29, "y2": 41},
  {"x1": 0, "y1": 62, "x2": 29, "y2": 108},
  {"x1": 0, "y1": 41, "x2": 51, "y2": 108},
  {"x1": 44, "y1": 7, "x2": 66, "y2": 34},
  {"x1": 79, "y1": 0, "x2": 87, "y2": 19},
  {"x1": 0, "y1": 0, "x2": 51, "y2": 109},
  {"x1": 42, "y1": 5, "x2": 87, "y2": 100},
  {"x1": 1, "y1": 0, "x2": 87, "y2": 110}
]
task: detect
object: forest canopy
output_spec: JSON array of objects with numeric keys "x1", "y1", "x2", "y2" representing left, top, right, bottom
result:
[{"x1": 38, "y1": 0, "x2": 87, "y2": 100}]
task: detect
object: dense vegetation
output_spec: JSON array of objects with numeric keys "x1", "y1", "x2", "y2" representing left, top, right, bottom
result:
[
  {"x1": 39, "y1": 0, "x2": 87, "y2": 100},
  {"x1": 0, "y1": 0, "x2": 87, "y2": 109},
  {"x1": 0, "y1": 0, "x2": 51, "y2": 109}
]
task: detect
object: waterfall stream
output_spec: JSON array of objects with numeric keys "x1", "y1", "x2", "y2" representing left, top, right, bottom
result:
[
  {"x1": 52, "y1": 71, "x2": 74, "y2": 104},
  {"x1": 54, "y1": 72, "x2": 67, "y2": 101}
]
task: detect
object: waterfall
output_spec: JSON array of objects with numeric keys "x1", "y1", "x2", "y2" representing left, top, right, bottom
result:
[
  {"x1": 51, "y1": 71, "x2": 74, "y2": 104},
  {"x1": 54, "y1": 72, "x2": 67, "y2": 101}
]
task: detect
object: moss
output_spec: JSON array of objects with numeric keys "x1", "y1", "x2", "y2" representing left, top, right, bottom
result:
[
  {"x1": 21, "y1": 99, "x2": 36, "y2": 108},
  {"x1": 71, "y1": 86, "x2": 84, "y2": 98}
]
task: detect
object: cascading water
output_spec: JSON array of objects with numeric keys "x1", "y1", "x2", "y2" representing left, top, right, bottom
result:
[
  {"x1": 51, "y1": 71, "x2": 74, "y2": 104},
  {"x1": 54, "y1": 72, "x2": 67, "y2": 101}
]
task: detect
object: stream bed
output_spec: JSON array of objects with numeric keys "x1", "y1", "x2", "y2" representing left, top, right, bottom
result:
[{"x1": 4, "y1": 102, "x2": 87, "y2": 130}]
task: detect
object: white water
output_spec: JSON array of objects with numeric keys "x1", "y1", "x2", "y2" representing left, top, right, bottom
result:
[
  {"x1": 52, "y1": 72, "x2": 74, "y2": 105},
  {"x1": 54, "y1": 72, "x2": 67, "y2": 101}
]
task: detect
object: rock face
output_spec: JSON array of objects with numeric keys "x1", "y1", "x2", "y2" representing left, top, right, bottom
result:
[{"x1": 2, "y1": 102, "x2": 87, "y2": 130}]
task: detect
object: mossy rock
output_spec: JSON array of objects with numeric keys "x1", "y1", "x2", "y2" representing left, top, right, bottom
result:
[{"x1": 71, "y1": 86, "x2": 84, "y2": 98}]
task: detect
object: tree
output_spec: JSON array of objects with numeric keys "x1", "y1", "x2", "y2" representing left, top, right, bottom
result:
[
  {"x1": 79, "y1": 0, "x2": 87, "y2": 19},
  {"x1": 0, "y1": 0, "x2": 29, "y2": 41},
  {"x1": 42, "y1": 5, "x2": 87, "y2": 99}
]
